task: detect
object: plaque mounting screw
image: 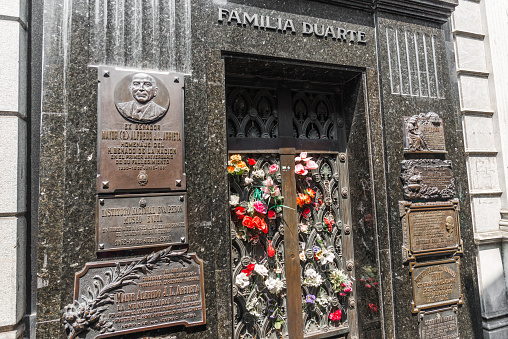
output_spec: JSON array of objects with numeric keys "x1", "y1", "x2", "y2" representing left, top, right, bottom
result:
[
  {"x1": 349, "y1": 298, "x2": 355, "y2": 309},
  {"x1": 180, "y1": 237, "x2": 186, "y2": 243},
  {"x1": 176, "y1": 179, "x2": 182, "y2": 187},
  {"x1": 344, "y1": 225, "x2": 351, "y2": 235},
  {"x1": 174, "y1": 76, "x2": 179, "y2": 83},
  {"x1": 341, "y1": 187, "x2": 348, "y2": 198},
  {"x1": 103, "y1": 71, "x2": 110, "y2": 78},
  {"x1": 99, "y1": 199, "x2": 104, "y2": 205},
  {"x1": 180, "y1": 196, "x2": 184, "y2": 202},
  {"x1": 339, "y1": 153, "x2": 346, "y2": 163},
  {"x1": 98, "y1": 244, "x2": 104, "y2": 249},
  {"x1": 346, "y1": 261, "x2": 354, "y2": 271},
  {"x1": 102, "y1": 181, "x2": 109, "y2": 189}
]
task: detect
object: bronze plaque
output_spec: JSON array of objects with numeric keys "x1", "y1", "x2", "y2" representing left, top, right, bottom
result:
[
  {"x1": 96, "y1": 193, "x2": 187, "y2": 252},
  {"x1": 400, "y1": 199, "x2": 462, "y2": 262},
  {"x1": 401, "y1": 160, "x2": 455, "y2": 201},
  {"x1": 63, "y1": 248, "x2": 205, "y2": 339},
  {"x1": 411, "y1": 257, "x2": 462, "y2": 313},
  {"x1": 403, "y1": 112, "x2": 446, "y2": 153},
  {"x1": 419, "y1": 306, "x2": 459, "y2": 339},
  {"x1": 97, "y1": 66, "x2": 185, "y2": 193}
]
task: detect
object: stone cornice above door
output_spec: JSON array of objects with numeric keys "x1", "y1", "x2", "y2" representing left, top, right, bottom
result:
[{"x1": 313, "y1": 0, "x2": 458, "y2": 23}]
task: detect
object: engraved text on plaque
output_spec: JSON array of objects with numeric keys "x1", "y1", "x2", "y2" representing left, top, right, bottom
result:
[
  {"x1": 419, "y1": 307, "x2": 459, "y2": 339},
  {"x1": 97, "y1": 193, "x2": 187, "y2": 252},
  {"x1": 401, "y1": 159, "x2": 455, "y2": 201},
  {"x1": 403, "y1": 112, "x2": 446, "y2": 154},
  {"x1": 410, "y1": 257, "x2": 463, "y2": 313}
]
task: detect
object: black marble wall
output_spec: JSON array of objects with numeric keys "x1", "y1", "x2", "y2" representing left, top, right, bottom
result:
[{"x1": 35, "y1": 0, "x2": 481, "y2": 338}]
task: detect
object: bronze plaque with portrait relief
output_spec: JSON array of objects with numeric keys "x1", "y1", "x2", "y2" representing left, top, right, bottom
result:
[
  {"x1": 399, "y1": 199, "x2": 462, "y2": 262},
  {"x1": 97, "y1": 66, "x2": 185, "y2": 193},
  {"x1": 419, "y1": 306, "x2": 459, "y2": 339},
  {"x1": 411, "y1": 257, "x2": 463, "y2": 313},
  {"x1": 96, "y1": 193, "x2": 187, "y2": 252},
  {"x1": 62, "y1": 248, "x2": 205, "y2": 339},
  {"x1": 403, "y1": 112, "x2": 446, "y2": 154}
]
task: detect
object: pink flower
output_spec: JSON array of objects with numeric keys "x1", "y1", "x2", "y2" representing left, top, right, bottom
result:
[
  {"x1": 253, "y1": 201, "x2": 266, "y2": 214},
  {"x1": 295, "y1": 152, "x2": 310, "y2": 162},
  {"x1": 271, "y1": 186, "x2": 280, "y2": 197},
  {"x1": 295, "y1": 163, "x2": 308, "y2": 176},
  {"x1": 344, "y1": 287, "x2": 352, "y2": 293},
  {"x1": 269, "y1": 164, "x2": 279, "y2": 174},
  {"x1": 305, "y1": 160, "x2": 318, "y2": 170},
  {"x1": 263, "y1": 176, "x2": 274, "y2": 187}
]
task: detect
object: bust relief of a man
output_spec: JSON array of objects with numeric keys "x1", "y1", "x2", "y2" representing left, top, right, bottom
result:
[{"x1": 116, "y1": 73, "x2": 167, "y2": 122}]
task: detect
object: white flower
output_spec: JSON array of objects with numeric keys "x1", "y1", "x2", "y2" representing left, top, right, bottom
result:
[
  {"x1": 254, "y1": 264, "x2": 269, "y2": 276},
  {"x1": 299, "y1": 251, "x2": 306, "y2": 262},
  {"x1": 235, "y1": 272, "x2": 250, "y2": 289},
  {"x1": 304, "y1": 268, "x2": 324, "y2": 287},
  {"x1": 320, "y1": 248, "x2": 335, "y2": 265},
  {"x1": 245, "y1": 177, "x2": 254, "y2": 185},
  {"x1": 265, "y1": 277, "x2": 284, "y2": 294},
  {"x1": 229, "y1": 194, "x2": 240, "y2": 206},
  {"x1": 252, "y1": 169, "x2": 265, "y2": 179},
  {"x1": 300, "y1": 223, "x2": 308, "y2": 233},
  {"x1": 246, "y1": 298, "x2": 261, "y2": 318},
  {"x1": 316, "y1": 295, "x2": 330, "y2": 307}
]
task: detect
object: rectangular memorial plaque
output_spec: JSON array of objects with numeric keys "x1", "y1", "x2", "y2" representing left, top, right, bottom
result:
[
  {"x1": 97, "y1": 66, "x2": 185, "y2": 193},
  {"x1": 399, "y1": 199, "x2": 462, "y2": 262},
  {"x1": 410, "y1": 257, "x2": 462, "y2": 313},
  {"x1": 401, "y1": 159, "x2": 455, "y2": 201},
  {"x1": 419, "y1": 306, "x2": 459, "y2": 339},
  {"x1": 97, "y1": 193, "x2": 187, "y2": 252},
  {"x1": 63, "y1": 248, "x2": 205, "y2": 339},
  {"x1": 403, "y1": 112, "x2": 446, "y2": 154}
]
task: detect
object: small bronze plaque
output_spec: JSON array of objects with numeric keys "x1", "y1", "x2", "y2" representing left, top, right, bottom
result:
[
  {"x1": 411, "y1": 257, "x2": 462, "y2": 313},
  {"x1": 400, "y1": 199, "x2": 462, "y2": 262},
  {"x1": 401, "y1": 160, "x2": 455, "y2": 201},
  {"x1": 419, "y1": 306, "x2": 459, "y2": 339},
  {"x1": 97, "y1": 66, "x2": 185, "y2": 193},
  {"x1": 97, "y1": 193, "x2": 187, "y2": 252},
  {"x1": 63, "y1": 248, "x2": 205, "y2": 339},
  {"x1": 403, "y1": 112, "x2": 446, "y2": 153}
]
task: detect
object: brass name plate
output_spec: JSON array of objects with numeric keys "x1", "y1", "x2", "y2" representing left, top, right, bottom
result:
[
  {"x1": 97, "y1": 194, "x2": 187, "y2": 252},
  {"x1": 400, "y1": 199, "x2": 462, "y2": 262},
  {"x1": 401, "y1": 160, "x2": 455, "y2": 201},
  {"x1": 419, "y1": 306, "x2": 459, "y2": 339},
  {"x1": 403, "y1": 112, "x2": 446, "y2": 153},
  {"x1": 97, "y1": 66, "x2": 185, "y2": 193},
  {"x1": 411, "y1": 257, "x2": 462, "y2": 313},
  {"x1": 63, "y1": 248, "x2": 205, "y2": 339}
]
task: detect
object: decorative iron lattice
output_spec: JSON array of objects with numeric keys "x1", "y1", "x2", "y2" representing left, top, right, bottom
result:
[
  {"x1": 296, "y1": 154, "x2": 350, "y2": 335},
  {"x1": 292, "y1": 91, "x2": 338, "y2": 140},
  {"x1": 227, "y1": 87, "x2": 278, "y2": 138},
  {"x1": 229, "y1": 154, "x2": 288, "y2": 339}
]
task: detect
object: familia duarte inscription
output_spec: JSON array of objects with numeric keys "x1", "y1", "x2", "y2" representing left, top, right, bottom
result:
[
  {"x1": 218, "y1": 8, "x2": 367, "y2": 44},
  {"x1": 63, "y1": 248, "x2": 205, "y2": 339},
  {"x1": 97, "y1": 66, "x2": 185, "y2": 193}
]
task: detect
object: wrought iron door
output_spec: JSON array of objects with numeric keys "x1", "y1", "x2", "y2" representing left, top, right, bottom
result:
[{"x1": 227, "y1": 79, "x2": 357, "y2": 339}]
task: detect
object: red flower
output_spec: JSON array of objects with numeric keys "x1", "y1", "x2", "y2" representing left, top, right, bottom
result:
[
  {"x1": 267, "y1": 240, "x2": 275, "y2": 257},
  {"x1": 369, "y1": 303, "x2": 379, "y2": 314},
  {"x1": 373, "y1": 282, "x2": 378, "y2": 286},
  {"x1": 268, "y1": 210, "x2": 276, "y2": 219},
  {"x1": 324, "y1": 217, "x2": 335, "y2": 232},
  {"x1": 365, "y1": 284, "x2": 372, "y2": 289},
  {"x1": 235, "y1": 206, "x2": 246, "y2": 219},
  {"x1": 302, "y1": 207, "x2": 311, "y2": 219},
  {"x1": 242, "y1": 263, "x2": 256, "y2": 276},
  {"x1": 248, "y1": 158, "x2": 256, "y2": 166},
  {"x1": 329, "y1": 310, "x2": 342, "y2": 322},
  {"x1": 250, "y1": 216, "x2": 268, "y2": 234},
  {"x1": 242, "y1": 216, "x2": 255, "y2": 229}
]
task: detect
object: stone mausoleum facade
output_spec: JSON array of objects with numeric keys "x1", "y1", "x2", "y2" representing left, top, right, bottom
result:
[{"x1": 1, "y1": 0, "x2": 508, "y2": 338}]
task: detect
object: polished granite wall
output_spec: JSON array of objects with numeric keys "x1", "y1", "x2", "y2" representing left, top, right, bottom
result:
[{"x1": 36, "y1": 0, "x2": 481, "y2": 338}]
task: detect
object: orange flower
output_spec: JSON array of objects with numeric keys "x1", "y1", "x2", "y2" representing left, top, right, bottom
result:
[
  {"x1": 296, "y1": 193, "x2": 305, "y2": 207},
  {"x1": 231, "y1": 154, "x2": 242, "y2": 161},
  {"x1": 237, "y1": 161, "x2": 247, "y2": 169},
  {"x1": 303, "y1": 194, "x2": 311, "y2": 205},
  {"x1": 306, "y1": 189, "x2": 316, "y2": 198},
  {"x1": 227, "y1": 166, "x2": 235, "y2": 174},
  {"x1": 242, "y1": 216, "x2": 255, "y2": 229}
]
